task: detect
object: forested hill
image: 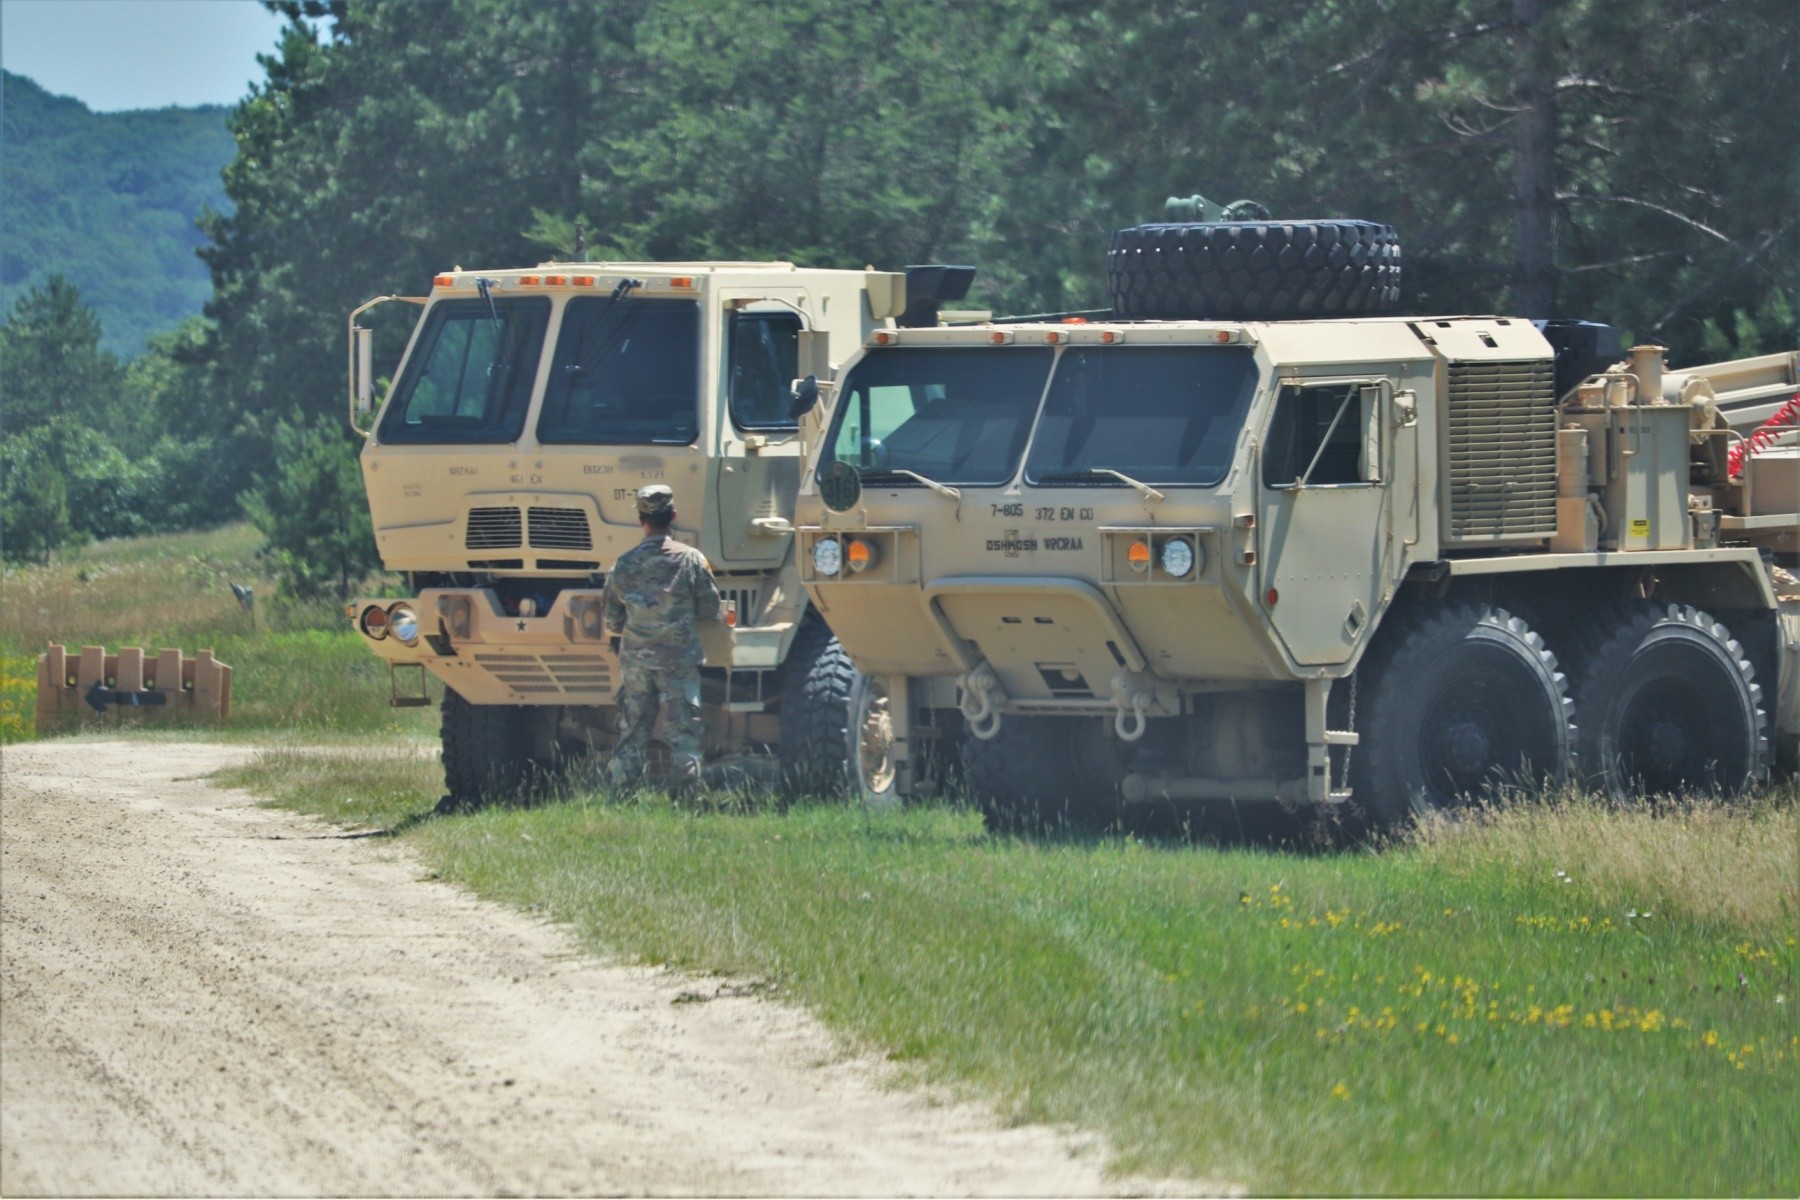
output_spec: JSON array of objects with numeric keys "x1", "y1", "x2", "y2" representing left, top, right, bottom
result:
[{"x1": 1, "y1": 71, "x2": 233, "y2": 356}]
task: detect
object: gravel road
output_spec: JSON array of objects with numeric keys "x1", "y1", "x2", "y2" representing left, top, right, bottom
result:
[{"x1": 0, "y1": 740, "x2": 1210, "y2": 1197}]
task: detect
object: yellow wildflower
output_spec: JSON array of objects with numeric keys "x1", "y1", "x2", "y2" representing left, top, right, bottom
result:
[{"x1": 1330, "y1": 1082, "x2": 1350, "y2": 1100}]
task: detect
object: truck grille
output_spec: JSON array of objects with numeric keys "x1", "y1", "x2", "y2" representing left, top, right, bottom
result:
[
  {"x1": 471, "y1": 653, "x2": 612, "y2": 696},
  {"x1": 466, "y1": 507, "x2": 523, "y2": 550},
  {"x1": 1444, "y1": 360, "x2": 1558, "y2": 543},
  {"x1": 527, "y1": 507, "x2": 593, "y2": 551}
]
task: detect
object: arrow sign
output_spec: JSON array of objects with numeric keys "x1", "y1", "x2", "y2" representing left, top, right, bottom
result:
[{"x1": 84, "y1": 682, "x2": 170, "y2": 715}]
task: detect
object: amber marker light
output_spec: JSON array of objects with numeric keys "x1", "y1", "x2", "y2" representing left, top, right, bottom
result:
[
  {"x1": 1127, "y1": 540, "x2": 1152, "y2": 572},
  {"x1": 544, "y1": 274, "x2": 567, "y2": 286},
  {"x1": 1045, "y1": 331, "x2": 1062, "y2": 344},
  {"x1": 359, "y1": 604, "x2": 390, "y2": 640},
  {"x1": 1101, "y1": 330, "x2": 1118, "y2": 344},
  {"x1": 1215, "y1": 330, "x2": 1233, "y2": 343},
  {"x1": 432, "y1": 273, "x2": 454, "y2": 288},
  {"x1": 668, "y1": 276, "x2": 695, "y2": 288},
  {"x1": 1265, "y1": 588, "x2": 1280, "y2": 607},
  {"x1": 873, "y1": 331, "x2": 894, "y2": 346},
  {"x1": 990, "y1": 332, "x2": 1007, "y2": 344},
  {"x1": 519, "y1": 274, "x2": 541, "y2": 286},
  {"x1": 846, "y1": 537, "x2": 879, "y2": 573},
  {"x1": 572, "y1": 275, "x2": 596, "y2": 286}
]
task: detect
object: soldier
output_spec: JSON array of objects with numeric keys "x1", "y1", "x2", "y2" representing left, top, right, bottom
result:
[{"x1": 603, "y1": 484, "x2": 723, "y2": 791}]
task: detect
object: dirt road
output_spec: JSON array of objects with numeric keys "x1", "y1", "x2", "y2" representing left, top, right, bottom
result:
[{"x1": 1, "y1": 741, "x2": 1207, "y2": 1197}]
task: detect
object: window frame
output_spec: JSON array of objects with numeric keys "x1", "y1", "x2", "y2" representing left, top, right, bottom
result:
[{"x1": 1260, "y1": 377, "x2": 1390, "y2": 491}]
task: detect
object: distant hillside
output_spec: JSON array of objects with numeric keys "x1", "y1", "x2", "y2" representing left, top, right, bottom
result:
[{"x1": 1, "y1": 71, "x2": 234, "y2": 356}]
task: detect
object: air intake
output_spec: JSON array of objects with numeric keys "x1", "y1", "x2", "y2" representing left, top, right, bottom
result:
[
  {"x1": 528, "y1": 507, "x2": 593, "y2": 551},
  {"x1": 1443, "y1": 360, "x2": 1558, "y2": 544},
  {"x1": 465, "y1": 507, "x2": 523, "y2": 550}
]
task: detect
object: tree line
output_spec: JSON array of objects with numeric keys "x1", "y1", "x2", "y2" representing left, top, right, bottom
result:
[{"x1": 5, "y1": 0, "x2": 1795, "y2": 585}]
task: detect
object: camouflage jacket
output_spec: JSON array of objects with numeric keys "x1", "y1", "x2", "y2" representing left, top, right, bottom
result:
[{"x1": 603, "y1": 533, "x2": 723, "y2": 670}]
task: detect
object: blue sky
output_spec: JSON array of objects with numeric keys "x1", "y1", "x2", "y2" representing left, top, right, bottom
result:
[{"x1": 2, "y1": 0, "x2": 288, "y2": 111}]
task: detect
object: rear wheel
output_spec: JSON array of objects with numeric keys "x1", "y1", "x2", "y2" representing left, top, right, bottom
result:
[
  {"x1": 440, "y1": 690, "x2": 557, "y2": 810},
  {"x1": 778, "y1": 613, "x2": 857, "y2": 796},
  {"x1": 963, "y1": 716, "x2": 1118, "y2": 833},
  {"x1": 1571, "y1": 604, "x2": 1766, "y2": 798},
  {"x1": 1350, "y1": 605, "x2": 1573, "y2": 823}
]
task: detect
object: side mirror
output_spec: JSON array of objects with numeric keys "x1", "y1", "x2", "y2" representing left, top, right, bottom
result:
[
  {"x1": 789, "y1": 374, "x2": 820, "y2": 419},
  {"x1": 354, "y1": 326, "x2": 374, "y2": 416}
]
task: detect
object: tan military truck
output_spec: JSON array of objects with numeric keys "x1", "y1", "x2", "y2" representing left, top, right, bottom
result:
[
  {"x1": 344, "y1": 261, "x2": 974, "y2": 803},
  {"x1": 795, "y1": 217, "x2": 1799, "y2": 826}
]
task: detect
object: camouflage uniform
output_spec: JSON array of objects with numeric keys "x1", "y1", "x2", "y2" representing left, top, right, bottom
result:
[{"x1": 603, "y1": 486, "x2": 722, "y2": 788}]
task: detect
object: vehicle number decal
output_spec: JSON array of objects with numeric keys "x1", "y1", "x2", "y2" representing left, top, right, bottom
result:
[
  {"x1": 990, "y1": 502, "x2": 1024, "y2": 518},
  {"x1": 1043, "y1": 536, "x2": 1084, "y2": 551}
]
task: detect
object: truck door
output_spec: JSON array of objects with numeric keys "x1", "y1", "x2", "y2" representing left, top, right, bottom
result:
[
  {"x1": 714, "y1": 295, "x2": 810, "y2": 566},
  {"x1": 1257, "y1": 378, "x2": 1394, "y2": 666}
]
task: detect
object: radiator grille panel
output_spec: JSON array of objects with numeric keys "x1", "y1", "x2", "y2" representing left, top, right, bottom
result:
[
  {"x1": 528, "y1": 507, "x2": 593, "y2": 551},
  {"x1": 471, "y1": 653, "x2": 612, "y2": 697},
  {"x1": 465, "y1": 507, "x2": 522, "y2": 550},
  {"x1": 1444, "y1": 360, "x2": 1558, "y2": 543}
]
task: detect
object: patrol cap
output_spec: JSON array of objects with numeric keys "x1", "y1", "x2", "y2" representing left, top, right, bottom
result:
[{"x1": 636, "y1": 484, "x2": 676, "y2": 515}]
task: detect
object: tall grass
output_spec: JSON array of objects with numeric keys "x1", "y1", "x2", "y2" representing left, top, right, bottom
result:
[
  {"x1": 222, "y1": 748, "x2": 1800, "y2": 1196},
  {"x1": 2, "y1": 523, "x2": 434, "y2": 741}
]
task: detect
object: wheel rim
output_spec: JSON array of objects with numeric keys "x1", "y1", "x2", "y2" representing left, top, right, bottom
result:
[
  {"x1": 1414, "y1": 645, "x2": 1563, "y2": 806},
  {"x1": 856, "y1": 678, "x2": 897, "y2": 796}
]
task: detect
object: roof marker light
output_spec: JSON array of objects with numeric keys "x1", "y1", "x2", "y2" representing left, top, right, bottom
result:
[
  {"x1": 1045, "y1": 331, "x2": 1061, "y2": 344},
  {"x1": 1101, "y1": 330, "x2": 1118, "y2": 344},
  {"x1": 544, "y1": 274, "x2": 567, "y2": 286},
  {"x1": 572, "y1": 275, "x2": 596, "y2": 286},
  {"x1": 873, "y1": 331, "x2": 895, "y2": 346},
  {"x1": 668, "y1": 276, "x2": 695, "y2": 288},
  {"x1": 433, "y1": 273, "x2": 454, "y2": 288},
  {"x1": 520, "y1": 274, "x2": 541, "y2": 286}
]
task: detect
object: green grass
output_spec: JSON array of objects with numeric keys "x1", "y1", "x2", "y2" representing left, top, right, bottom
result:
[
  {"x1": 2, "y1": 522, "x2": 434, "y2": 741},
  {"x1": 220, "y1": 747, "x2": 1800, "y2": 1196}
]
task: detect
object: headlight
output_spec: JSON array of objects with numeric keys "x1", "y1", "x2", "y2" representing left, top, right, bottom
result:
[
  {"x1": 359, "y1": 604, "x2": 389, "y2": 640},
  {"x1": 1160, "y1": 538, "x2": 1196, "y2": 577},
  {"x1": 387, "y1": 603, "x2": 421, "y2": 645},
  {"x1": 846, "y1": 537, "x2": 880, "y2": 573},
  {"x1": 812, "y1": 537, "x2": 842, "y2": 577}
]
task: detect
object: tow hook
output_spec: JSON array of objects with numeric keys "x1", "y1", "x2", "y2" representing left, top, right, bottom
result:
[
  {"x1": 1111, "y1": 670, "x2": 1159, "y2": 742},
  {"x1": 957, "y1": 662, "x2": 1006, "y2": 741}
]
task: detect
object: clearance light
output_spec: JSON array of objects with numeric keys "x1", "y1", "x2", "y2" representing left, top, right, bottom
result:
[
  {"x1": 1044, "y1": 331, "x2": 1062, "y2": 344},
  {"x1": 544, "y1": 274, "x2": 567, "y2": 286},
  {"x1": 572, "y1": 275, "x2": 596, "y2": 287},
  {"x1": 1241, "y1": 549, "x2": 1257, "y2": 565},
  {"x1": 1127, "y1": 540, "x2": 1152, "y2": 573},
  {"x1": 359, "y1": 604, "x2": 390, "y2": 640},
  {"x1": 519, "y1": 274, "x2": 541, "y2": 287},
  {"x1": 846, "y1": 537, "x2": 880, "y2": 573},
  {"x1": 1234, "y1": 512, "x2": 1256, "y2": 529},
  {"x1": 1265, "y1": 588, "x2": 1280, "y2": 607},
  {"x1": 1215, "y1": 330, "x2": 1233, "y2": 344},
  {"x1": 387, "y1": 603, "x2": 421, "y2": 646},
  {"x1": 1161, "y1": 538, "x2": 1195, "y2": 577},
  {"x1": 873, "y1": 331, "x2": 895, "y2": 346},
  {"x1": 1061, "y1": 316, "x2": 1089, "y2": 324},
  {"x1": 1100, "y1": 330, "x2": 1119, "y2": 344},
  {"x1": 667, "y1": 276, "x2": 695, "y2": 289},
  {"x1": 724, "y1": 601, "x2": 738, "y2": 628},
  {"x1": 812, "y1": 537, "x2": 843, "y2": 577},
  {"x1": 433, "y1": 274, "x2": 455, "y2": 288},
  {"x1": 990, "y1": 331, "x2": 1008, "y2": 344}
]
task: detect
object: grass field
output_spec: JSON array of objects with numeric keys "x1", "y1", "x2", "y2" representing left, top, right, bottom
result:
[
  {"x1": 1, "y1": 523, "x2": 436, "y2": 741},
  {"x1": 220, "y1": 746, "x2": 1799, "y2": 1195},
  {"x1": 13, "y1": 527, "x2": 1798, "y2": 1193}
]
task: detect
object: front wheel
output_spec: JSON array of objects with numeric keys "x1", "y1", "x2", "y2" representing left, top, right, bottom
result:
[
  {"x1": 848, "y1": 673, "x2": 901, "y2": 809},
  {"x1": 440, "y1": 690, "x2": 558, "y2": 809},
  {"x1": 1571, "y1": 604, "x2": 1767, "y2": 798},
  {"x1": 778, "y1": 613, "x2": 857, "y2": 796},
  {"x1": 1350, "y1": 605, "x2": 1573, "y2": 823}
]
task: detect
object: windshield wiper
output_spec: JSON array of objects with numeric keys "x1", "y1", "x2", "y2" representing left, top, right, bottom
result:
[
  {"x1": 1037, "y1": 467, "x2": 1165, "y2": 504},
  {"x1": 475, "y1": 277, "x2": 501, "y2": 328},
  {"x1": 862, "y1": 467, "x2": 962, "y2": 502}
]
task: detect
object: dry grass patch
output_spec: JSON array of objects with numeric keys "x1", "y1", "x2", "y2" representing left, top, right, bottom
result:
[{"x1": 1408, "y1": 785, "x2": 1799, "y2": 932}]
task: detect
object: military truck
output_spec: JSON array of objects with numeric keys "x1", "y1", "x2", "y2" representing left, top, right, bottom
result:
[
  {"x1": 344, "y1": 261, "x2": 973, "y2": 803},
  {"x1": 794, "y1": 214, "x2": 1799, "y2": 825}
]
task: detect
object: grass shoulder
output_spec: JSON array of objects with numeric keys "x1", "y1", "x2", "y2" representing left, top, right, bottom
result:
[{"x1": 219, "y1": 747, "x2": 1800, "y2": 1195}]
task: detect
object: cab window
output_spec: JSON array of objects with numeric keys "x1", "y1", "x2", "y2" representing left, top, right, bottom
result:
[
  {"x1": 377, "y1": 298, "x2": 550, "y2": 444},
  {"x1": 537, "y1": 297, "x2": 700, "y2": 445},
  {"x1": 820, "y1": 347, "x2": 1053, "y2": 486},
  {"x1": 1262, "y1": 382, "x2": 1382, "y2": 487},
  {"x1": 729, "y1": 311, "x2": 803, "y2": 430}
]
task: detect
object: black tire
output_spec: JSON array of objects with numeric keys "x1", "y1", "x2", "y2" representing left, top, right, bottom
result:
[
  {"x1": 777, "y1": 613, "x2": 856, "y2": 796},
  {"x1": 1107, "y1": 220, "x2": 1401, "y2": 321},
  {"x1": 440, "y1": 689, "x2": 550, "y2": 810},
  {"x1": 1350, "y1": 605, "x2": 1573, "y2": 823},
  {"x1": 1571, "y1": 603, "x2": 1767, "y2": 798},
  {"x1": 963, "y1": 716, "x2": 1115, "y2": 834}
]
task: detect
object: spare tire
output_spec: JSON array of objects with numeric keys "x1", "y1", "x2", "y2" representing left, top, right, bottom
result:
[{"x1": 1107, "y1": 220, "x2": 1401, "y2": 320}]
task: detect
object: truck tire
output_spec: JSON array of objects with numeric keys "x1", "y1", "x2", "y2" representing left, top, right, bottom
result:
[
  {"x1": 963, "y1": 716, "x2": 1112, "y2": 833},
  {"x1": 778, "y1": 613, "x2": 856, "y2": 796},
  {"x1": 1107, "y1": 220, "x2": 1401, "y2": 321},
  {"x1": 440, "y1": 689, "x2": 547, "y2": 810},
  {"x1": 1571, "y1": 604, "x2": 1767, "y2": 798},
  {"x1": 848, "y1": 673, "x2": 901, "y2": 809},
  {"x1": 1350, "y1": 604, "x2": 1573, "y2": 823}
]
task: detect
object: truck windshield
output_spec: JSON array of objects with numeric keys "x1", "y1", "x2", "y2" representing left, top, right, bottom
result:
[
  {"x1": 1024, "y1": 346, "x2": 1258, "y2": 487},
  {"x1": 820, "y1": 347, "x2": 1054, "y2": 487},
  {"x1": 377, "y1": 298, "x2": 550, "y2": 444},
  {"x1": 537, "y1": 297, "x2": 700, "y2": 444}
]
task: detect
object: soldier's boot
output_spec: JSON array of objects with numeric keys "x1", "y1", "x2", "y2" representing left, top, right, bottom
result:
[
  {"x1": 607, "y1": 752, "x2": 645, "y2": 792},
  {"x1": 668, "y1": 755, "x2": 703, "y2": 800}
]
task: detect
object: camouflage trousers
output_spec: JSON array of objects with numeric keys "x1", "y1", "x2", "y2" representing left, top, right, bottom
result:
[{"x1": 608, "y1": 663, "x2": 704, "y2": 788}]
